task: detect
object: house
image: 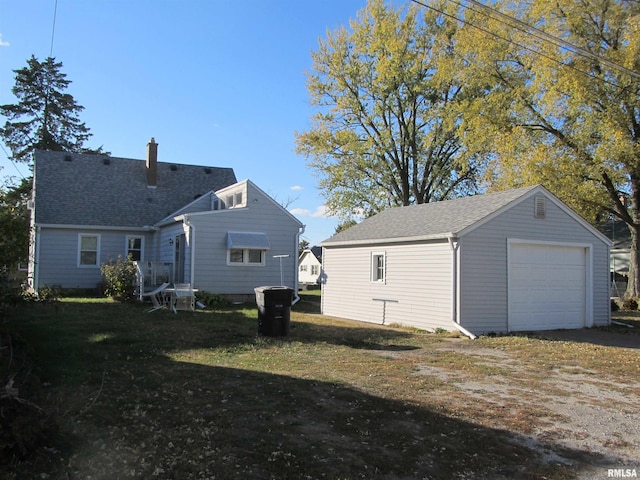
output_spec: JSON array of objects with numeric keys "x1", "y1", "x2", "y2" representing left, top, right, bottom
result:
[
  {"x1": 320, "y1": 185, "x2": 611, "y2": 336},
  {"x1": 28, "y1": 139, "x2": 305, "y2": 300},
  {"x1": 598, "y1": 219, "x2": 631, "y2": 297},
  {"x1": 298, "y1": 246, "x2": 323, "y2": 288}
]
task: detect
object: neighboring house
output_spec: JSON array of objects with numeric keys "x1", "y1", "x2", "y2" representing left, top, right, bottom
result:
[
  {"x1": 320, "y1": 185, "x2": 611, "y2": 336},
  {"x1": 298, "y1": 246, "x2": 322, "y2": 287},
  {"x1": 598, "y1": 219, "x2": 630, "y2": 297},
  {"x1": 28, "y1": 139, "x2": 305, "y2": 300}
]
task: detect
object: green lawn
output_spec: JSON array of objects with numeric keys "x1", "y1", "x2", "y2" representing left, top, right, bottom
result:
[{"x1": 2, "y1": 298, "x2": 638, "y2": 479}]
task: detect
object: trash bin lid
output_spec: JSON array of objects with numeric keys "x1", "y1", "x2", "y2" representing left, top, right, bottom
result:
[{"x1": 254, "y1": 286, "x2": 293, "y2": 293}]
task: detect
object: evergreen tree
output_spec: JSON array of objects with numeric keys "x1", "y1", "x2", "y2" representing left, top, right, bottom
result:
[{"x1": 0, "y1": 55, "x2": 104, "y2": 163}]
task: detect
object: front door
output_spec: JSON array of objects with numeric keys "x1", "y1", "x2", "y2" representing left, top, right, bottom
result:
[{"x1": 174, "y1": 233, "x2": 186, "y2": 283}]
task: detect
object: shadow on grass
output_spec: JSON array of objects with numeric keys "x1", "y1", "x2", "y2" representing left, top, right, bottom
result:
[
  {"x1": 3, "y1": 300, "x2": 621, "y2": 479},
  {"x1": 515, "y1": 327, "x2": 640, "y2": 350}
]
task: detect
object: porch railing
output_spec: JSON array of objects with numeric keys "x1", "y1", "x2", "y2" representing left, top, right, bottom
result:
[{"x1": 134, "y1": 261, "x2": 174, "y2": 300}]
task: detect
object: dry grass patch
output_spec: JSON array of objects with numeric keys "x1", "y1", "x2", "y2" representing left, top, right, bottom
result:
[{"x1": 2, "y1": 300, "x2": 637, "y2": 479}]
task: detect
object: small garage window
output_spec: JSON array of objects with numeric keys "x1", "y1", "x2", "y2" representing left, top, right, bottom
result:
[{"x1": 371, "y1": 252, "x2": 386, "y2": 283}]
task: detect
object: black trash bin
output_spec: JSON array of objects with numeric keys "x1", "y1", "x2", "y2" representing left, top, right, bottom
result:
[{"x1": 255, "y1": 286, "x2": 293, "y2": 336}]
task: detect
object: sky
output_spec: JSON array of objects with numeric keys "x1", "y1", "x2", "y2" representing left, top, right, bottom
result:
[{"x1": 0, "y1": 0, "x2": 402, "y2": 246}]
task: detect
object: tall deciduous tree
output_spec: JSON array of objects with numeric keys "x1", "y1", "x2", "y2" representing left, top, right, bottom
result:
[
  {"x1": 295, "y1": 0, "x2": 485, "y2": 220},
  {"x1": 0, "y1": 55, "x2": 104, "y2": 163},
  {"x1": 456, "y1": 0, "x2": 640, "y2": 297}
]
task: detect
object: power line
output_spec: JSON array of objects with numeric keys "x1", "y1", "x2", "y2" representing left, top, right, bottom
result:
[
  {"x1": 0, "y1": 142, "x2": 27, "y2": 181},
  {"x1": 408, "y1": 0, "x2": 632, "y2": 88},
  {"x1": 463, "y1": 0, "x2": 640, "y2": 80},
  {"x1": 49, "y1": 0, "x2": 58, "y2": 58}
]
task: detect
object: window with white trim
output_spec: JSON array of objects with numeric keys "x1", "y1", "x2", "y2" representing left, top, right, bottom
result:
[
  {"x1": 224, "y1": 192, "x2": 244, "y2": 209},
  {"x1": 371, "y1": 252, "x2": 386, "y2": 283},
  {"x1": 126, "y1": 236, "x2": 143, "y2": 261},
  {"x1": 228, "y1": 248, "x2": 265, "y2": 266},
  {"x1": 78, "y1": 234, "x2": 100, "y2": 267},
  {"x1": 311, "y1": 265, "x2": 320, "y2": 275}
]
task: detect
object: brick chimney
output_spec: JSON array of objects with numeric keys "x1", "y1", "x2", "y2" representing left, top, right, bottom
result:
[{"x1": 146, "y1": 137, "x2": 158, "y2": 187}]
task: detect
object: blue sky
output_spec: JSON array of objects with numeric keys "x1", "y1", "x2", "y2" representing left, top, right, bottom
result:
[{"x1": 0, "y1": 0, "x2": 395, "y2": 246}]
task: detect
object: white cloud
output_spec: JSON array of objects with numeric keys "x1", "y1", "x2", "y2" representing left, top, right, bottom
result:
[
  {"x1": 290, "y1": 185, "x2": 304, "y2": 191},
  {"x1": 290, "y1": 205, "x2": 334, "y2": 218},
  {"x1": 290, "y1": 208, "x2": 311, "y2": 216},
  {"x1": 0, "y1": 34, "x2": 9, "y2": 47}
]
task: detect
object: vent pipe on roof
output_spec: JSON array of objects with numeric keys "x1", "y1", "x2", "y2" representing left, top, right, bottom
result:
[{"x1": 146, "y1": 137, "x2": 158, "y2": 187}]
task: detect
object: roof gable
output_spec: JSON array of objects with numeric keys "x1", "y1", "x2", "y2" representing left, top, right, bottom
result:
[
  {"x1": 321, "y1": 186, "x2": 610, "y2": 246},
  {"x1": 33, "y1": 150, "x2": 237, "y2": 227},
  {"x1": 299, "y1": 247, "x2": 322, "y2": 262}
]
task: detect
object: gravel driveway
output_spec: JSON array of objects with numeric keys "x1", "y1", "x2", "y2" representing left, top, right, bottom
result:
[{"x1": 415, "y1": 328, "x2": 640, "y2": 479}]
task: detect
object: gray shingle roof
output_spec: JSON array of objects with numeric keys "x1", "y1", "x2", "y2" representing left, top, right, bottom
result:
[
  {"x1": 34, "y1": 150, "x2": 237, "y2": 227},
  {"x1": 321, "y1": 186, "x2": 541, "y2": 245}
]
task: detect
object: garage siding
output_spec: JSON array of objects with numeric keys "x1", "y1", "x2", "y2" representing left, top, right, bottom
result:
[
  {"x1": 459, "y1": 197, "x2": 610, "y2": 333},
  {"x1": 322, "y1": 241, "x2": 453, "y2": 330}
]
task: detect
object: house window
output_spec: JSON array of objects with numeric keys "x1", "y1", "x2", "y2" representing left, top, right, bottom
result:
[
  {"x1": 226, "y1": 232, "x2": 270, "y2": 266},
  {"x1": 127, "y1": 236, "x2": 143, "y2": 261},
  {"x1": 224, "y1": 192, "x2": 244, "y2": 209},
  {"x1": 311, "y1": 265, "x2": 320, "y2": 275},
  {"x1": 300, "y1": 265, "x2": 308, "y2": 272},
  {"x1": 78, "y1": 234, "x2": 100, "y2": 267},
  {"x1": 371, "y1": 252, "x2": 386, "y2": 283},
  {"x1": 228, "y1": 248, "x2": 265, "y2": 266}
]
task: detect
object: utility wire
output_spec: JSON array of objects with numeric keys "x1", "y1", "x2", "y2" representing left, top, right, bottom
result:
[
  {"x1": 0, "y1": 143, "x2": 26, "y2": 181},
  {"x1": 408, "y1": 0, "x2": 630, "y2": 89},
  {"x1": 49, "y1": 0, "x2": 58, "y2": 58},
  {"x1": 463, "y1": 0, "x2": 640, "y2": 80}
]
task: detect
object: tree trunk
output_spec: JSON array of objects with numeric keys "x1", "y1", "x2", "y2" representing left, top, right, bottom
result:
[
  {"x1": 624, "y1": 178, "x2": 640, "y2": 299},
  {"x1": 625, "y1": 224, "x2": 640, "y2": 299}
]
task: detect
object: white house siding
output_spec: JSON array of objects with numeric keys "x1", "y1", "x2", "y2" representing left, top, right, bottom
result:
[
  {"x1": 35, "y1": 227, "x2": 153, "y2": 290},
  {"x1": 186, "y1": 183, "x2": 302, "y2": 295},
  {"x1": 322, "y1": 241, "x2": 453, "y2": 331},
  {"x1": 458, "y1": 195, "x2": 610, "y2": 333},
  {"x1": 299, "y1": 252, "x2": 322, "y2": 285}
]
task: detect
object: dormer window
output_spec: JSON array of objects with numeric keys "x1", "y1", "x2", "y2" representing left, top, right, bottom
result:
[{"x1": 223, "y1": 192, "x2": 244, "y2": 209}]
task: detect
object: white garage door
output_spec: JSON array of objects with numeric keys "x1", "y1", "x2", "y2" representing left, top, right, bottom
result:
[{"x1": 508, "y1": 242, "x2": 587, "y2": 331}]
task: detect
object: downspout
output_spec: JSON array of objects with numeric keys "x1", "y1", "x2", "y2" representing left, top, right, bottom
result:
[
  {"x1": 447, "y1": 236, "x2": 477, "y2": 340},
  {"x1": 33, "y1": 225, "x2": 41, "y2": 294},
  {"x1": 292, "y1": 225, "x2": 306, "y2": 305},
  {"x1": 183, "y1": 214, "x2": 196, "y2": 287}
]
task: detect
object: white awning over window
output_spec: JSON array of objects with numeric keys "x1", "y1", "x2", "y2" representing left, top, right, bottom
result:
[{"x1": 227, "y1": 232, "x2": 271, "y2": 250}]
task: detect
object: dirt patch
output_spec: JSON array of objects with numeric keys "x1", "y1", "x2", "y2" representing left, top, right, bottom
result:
[{"x1": 408, "y1": 333, "x2": 640, "y2": 478}]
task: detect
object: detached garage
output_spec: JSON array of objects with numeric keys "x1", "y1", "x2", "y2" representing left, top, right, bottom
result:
[{"x1": 320, "y1": 185, "x2": 611, "y2": 336}]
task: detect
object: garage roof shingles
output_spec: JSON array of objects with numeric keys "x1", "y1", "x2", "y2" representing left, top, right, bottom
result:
[
  {"x1": 34, "y1": 150, "x2": 237, "y2": 227},
  {"x1": 321, "y1": 186, "x2": 540, "y2": 245}
]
